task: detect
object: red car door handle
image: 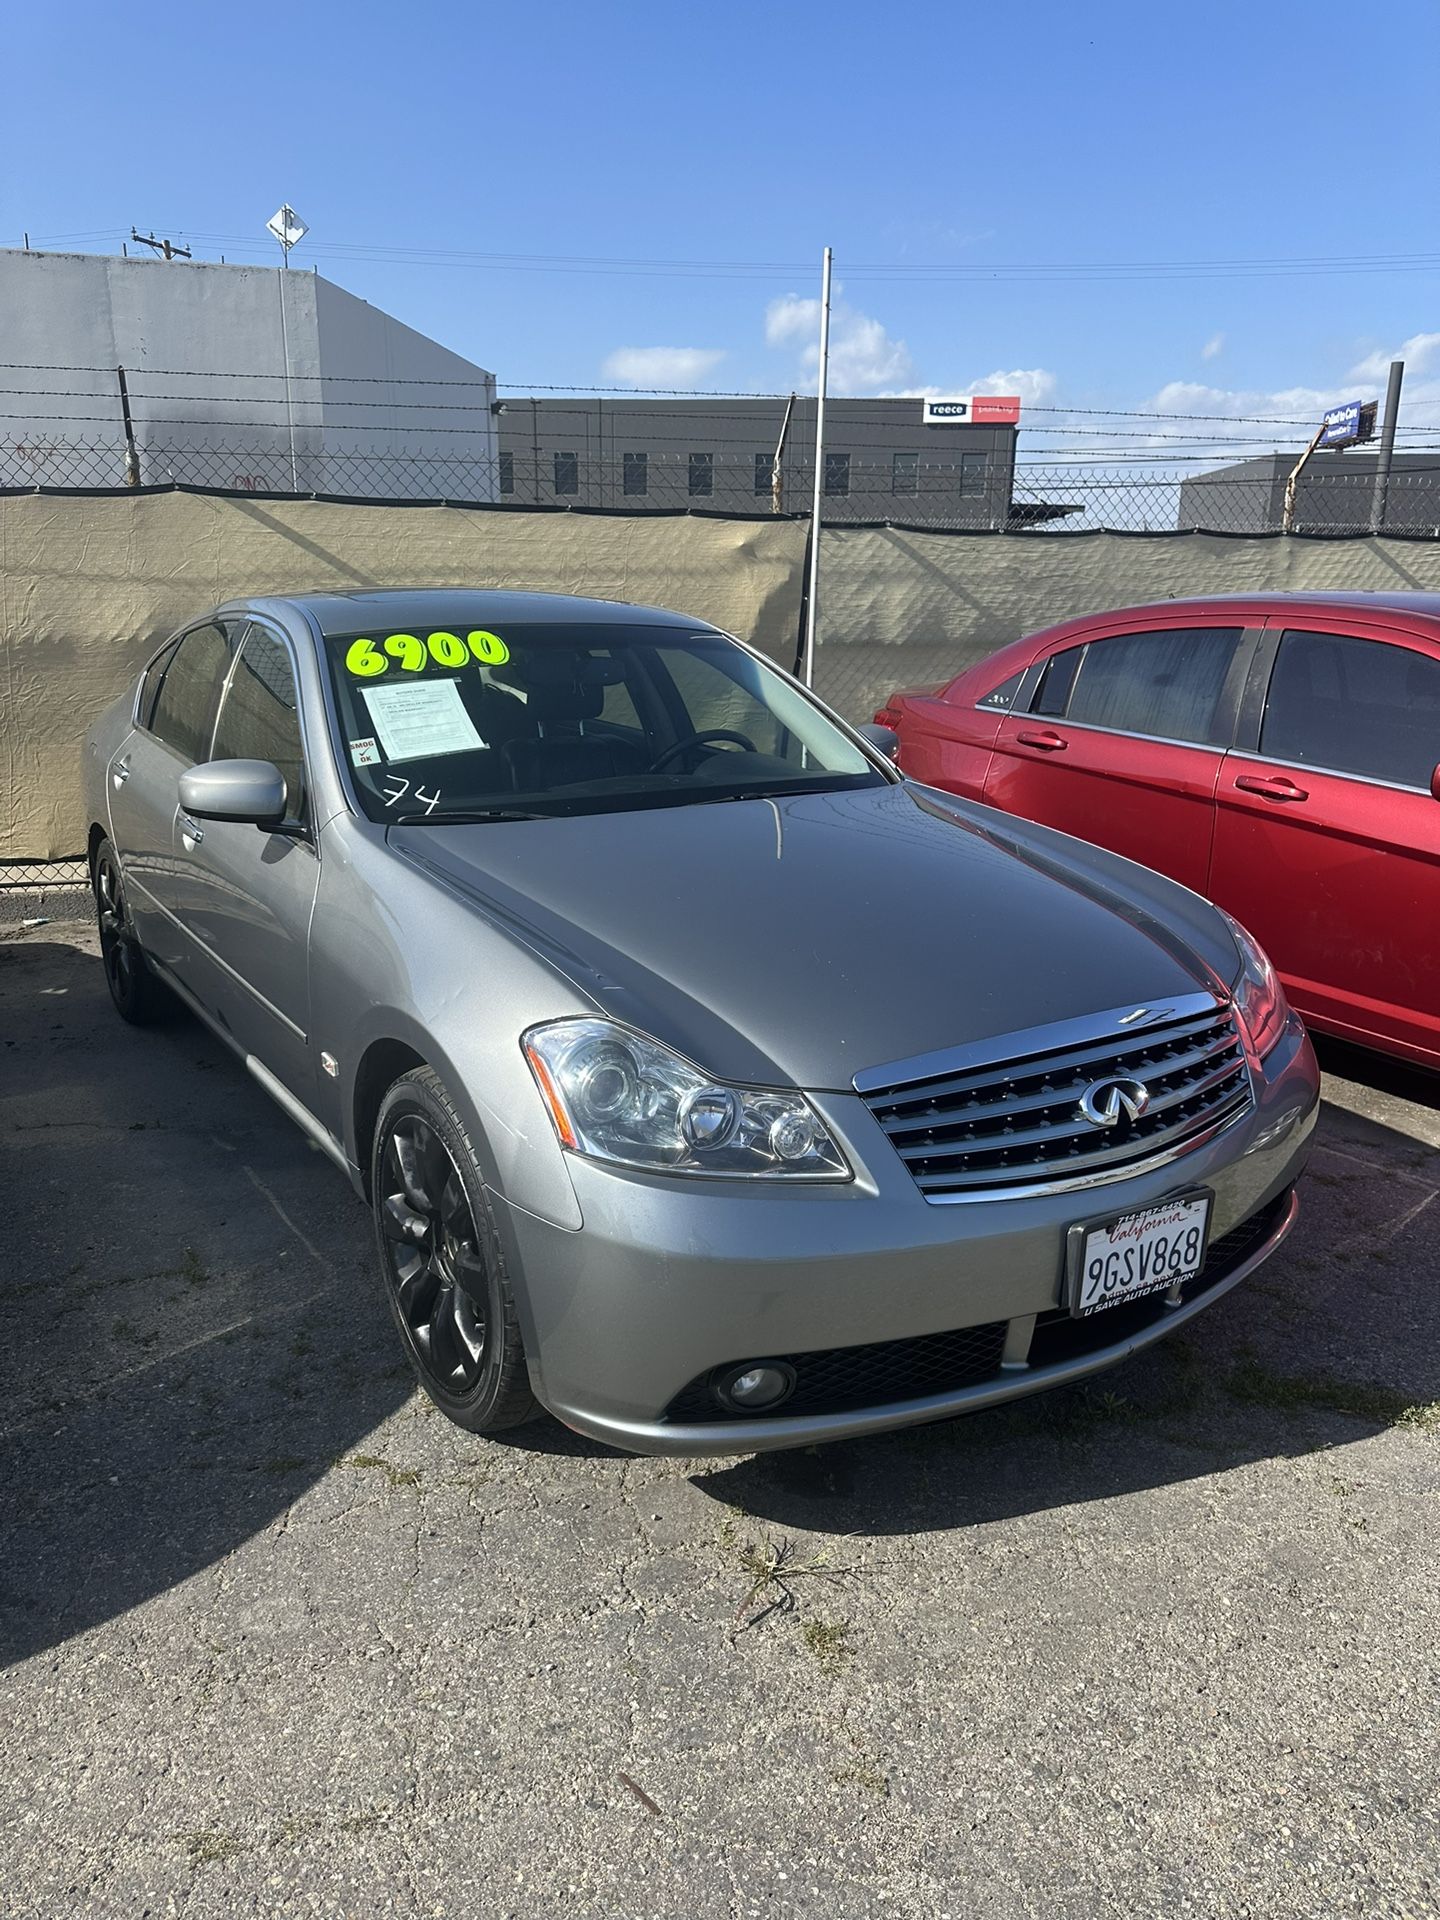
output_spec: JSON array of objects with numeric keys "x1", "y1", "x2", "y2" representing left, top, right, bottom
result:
[
  {"x1": 1016, "y1": 729, "x2": 1067, "y2": 752},
  {"x1": 1234, "y1": 773, "x2": 1309, "y2": 802}
]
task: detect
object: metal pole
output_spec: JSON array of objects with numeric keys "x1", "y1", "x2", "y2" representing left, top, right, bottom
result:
[
  {"x1": 1282, "y1": 424, "x2": 1325, "y2": 534},
  {"x1": 116, "y1": 366, "x2": 141, "y2": 487},
  {"x1": 801, "y1": 247, "x2": 832, "y2": 689},
  {"x1": 771, "y1": 391, "x2": 796, "y2": 515},
  {"x1": 1369, "y1": 359, "x2": 1404, "y2": 534},
  {"x1": 277, "y1": 266, "x2": 300, "y2": 493}
]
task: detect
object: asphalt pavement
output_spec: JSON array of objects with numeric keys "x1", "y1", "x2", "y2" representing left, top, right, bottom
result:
[{"x1": 2, "y1": 918, "x2": 1438, "y2": 1920}]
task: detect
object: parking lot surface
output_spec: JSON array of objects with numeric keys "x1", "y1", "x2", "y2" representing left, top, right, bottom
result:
[{"x1": 3, "y1": 917, "x2": 1438, "y2": 1920}]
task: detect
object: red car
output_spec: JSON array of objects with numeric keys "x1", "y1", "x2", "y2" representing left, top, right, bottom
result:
[{"x1": 876, "y1": 593, "x2": 1440, "y2": 1072}]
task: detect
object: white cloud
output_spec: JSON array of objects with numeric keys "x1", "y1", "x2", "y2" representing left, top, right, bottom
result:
[
  {"x1": 765, "y1": 291, "x2": 916, "y2": 394},
  {"x1": 1350, "y1": 330, "x2": 1440, "y2": 382},
  {"x1": 601, "y1": 346, "x2": 727, "y2": 388},
  {"x1": 1201, "y1": 332, "x2": 1225, "y2": 361},
  {"x1": 1151, "y1": 378, "x2": 1341, "y2": 420},
  {"x1": 964, "y1": 366, "x2": 1058, "y2": 408},
  {"x1": 765, "y1": 294, "x2": 818, "y2": 347}
]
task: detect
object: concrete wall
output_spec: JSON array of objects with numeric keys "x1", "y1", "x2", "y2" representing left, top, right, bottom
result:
[{"x1": 0, "y1": 250, "x2": 497, "y2": 499}]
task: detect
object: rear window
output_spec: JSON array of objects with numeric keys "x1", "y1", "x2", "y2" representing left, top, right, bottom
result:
[{"x1": 976, "y1": 668, "x2": 1026, "y2": 712}]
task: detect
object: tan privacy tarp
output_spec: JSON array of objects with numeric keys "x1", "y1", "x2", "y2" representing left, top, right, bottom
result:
[
  {"x1": 0, "y1": 493, "x2": 807, "y2": 859},
  {"x1": 813, "y1": 526, "x2": 1440, "y2": 723}
]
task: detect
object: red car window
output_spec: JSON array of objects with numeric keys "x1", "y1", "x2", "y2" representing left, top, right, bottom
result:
[
  {"x1": 975, "y1": 667, "x2": 1027, "y2": 712},
  {"x1": 1261, "y1": 629, "x2": 1440, "y2": 791},
  {"x1": 1052, "y1": 628, "x2": 1245, "y2": 746}
]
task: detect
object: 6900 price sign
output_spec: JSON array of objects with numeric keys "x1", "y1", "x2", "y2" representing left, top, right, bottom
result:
[{"x1": 343, "y1": 630, "x2": 511, "y2": 677}]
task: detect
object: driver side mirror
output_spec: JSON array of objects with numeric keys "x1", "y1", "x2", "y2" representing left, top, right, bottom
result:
[
  {"x1": 854, "y1": 721, "x2": 901, "y2": 763},
  {"x1": 1432, "y1": 763, "x2": 1440, "y2": 803},
  {"x1": 179, "y1": 758, "x2": 288, "y2": 828}
]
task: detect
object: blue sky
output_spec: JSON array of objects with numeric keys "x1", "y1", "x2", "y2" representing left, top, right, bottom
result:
[{"x1": 8, "y1": 0, "x2": 1440, "y2": 442}]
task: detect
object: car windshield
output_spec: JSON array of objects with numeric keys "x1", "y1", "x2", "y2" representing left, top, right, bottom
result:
[{"x1": 320, "y1": 620, "x2": 886, "y2": 822}]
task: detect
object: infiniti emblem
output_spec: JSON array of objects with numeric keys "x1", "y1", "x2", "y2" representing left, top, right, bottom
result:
[{"x1": 1077, "y1": 1077, "x2": 1151, "y2": 1130}]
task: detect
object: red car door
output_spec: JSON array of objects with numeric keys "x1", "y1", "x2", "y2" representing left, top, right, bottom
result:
[
  {"x1": 1209, "y1": 622, "x2": 1440, "y2": 1068},
  {"x1": 983, "y1": 623, "x2": 1251, "y2": 893}
]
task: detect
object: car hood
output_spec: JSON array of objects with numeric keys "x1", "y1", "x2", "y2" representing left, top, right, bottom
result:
[{"x1": 391, "y1": 782, "x2": 1240, "y2": 1090}]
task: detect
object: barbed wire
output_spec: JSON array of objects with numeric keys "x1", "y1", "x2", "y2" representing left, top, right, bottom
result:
[{"x1": 2, "y1": 366, "x2": 1436, "y2": 435}]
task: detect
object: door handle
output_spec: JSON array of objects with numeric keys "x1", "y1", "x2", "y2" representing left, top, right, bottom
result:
[
  {"x1": 111, "y1": 756, "x2": 130, "y2": 789},
  {"x1": 1016, "y1": 729, "x2": 1067, "y2": 752},
  {"x1": 1234, "y1": 773, "x2": 1309, "y2": 802},
  {"x1": 179, "y1": 815, "x2": 205, "y2": 848}
]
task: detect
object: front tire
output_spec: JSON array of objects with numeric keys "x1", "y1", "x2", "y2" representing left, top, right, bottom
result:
[
  {"x1": 94, "y1": 838, "x2": 168, "y2": 1026},
  {"x1": 371, "y1": 1067, "x2": 539, "y2": 1434}
]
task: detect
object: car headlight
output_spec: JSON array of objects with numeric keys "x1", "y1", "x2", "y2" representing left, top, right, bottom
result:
[
  {"x1": 522, "y1": 1018, "x2": 850, "y2": 1180},
  {"x1": 1222, "y1": 913, "x2": 1288, "y2": 1061}
]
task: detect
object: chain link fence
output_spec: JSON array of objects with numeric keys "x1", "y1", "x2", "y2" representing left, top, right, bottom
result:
[
  {"x1": 7, "y1": 434, "x2": 1440, "y2": 535},
  {"x1": 0, "y1": 857, "x2": 90, "y2": 896}
]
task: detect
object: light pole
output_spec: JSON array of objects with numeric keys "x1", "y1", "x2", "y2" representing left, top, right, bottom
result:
[{"x1": 800, "y1": 247, "x2": 833, "y2": 689}]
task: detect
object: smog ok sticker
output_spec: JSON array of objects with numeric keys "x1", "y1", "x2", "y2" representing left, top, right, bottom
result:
[{"x1": 348, "y1": 736, "x2": 382, "y2": 767}]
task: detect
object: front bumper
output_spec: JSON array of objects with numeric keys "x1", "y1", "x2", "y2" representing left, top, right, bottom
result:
[{"x1": 493, "y1": 1014, "x2": 1319, "y2": 1456}]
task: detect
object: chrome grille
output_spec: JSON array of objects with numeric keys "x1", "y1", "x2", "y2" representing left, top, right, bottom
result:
[{"x1": 856, "y1": 993, "x2": 1252, "y2": 1202}]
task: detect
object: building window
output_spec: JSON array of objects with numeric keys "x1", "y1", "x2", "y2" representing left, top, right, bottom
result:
[
  {"x1": 688, "y1": 452, "x2": 713, "y2": 498},
  {"x1": 498, "y1": 450, "x2": 514, "y2": 496},
  {"x1": 623, "y1": 451, "x2": 648, "y2": 497},
  {"x1": 892, "y1": 452, "x2": 919, "y2": 495},
  {"x1": 824, "y1": 451, "x2": 850, "y2": 497},
  {"x1": 754, "y1": 452, "x2": 772, "y2": 496},
  {"x1": 960, "y1": 452, "x2": 988, "y2": 500},
  {"x1": 554, "y1": 451, "x2": 579, "y2": 497}
]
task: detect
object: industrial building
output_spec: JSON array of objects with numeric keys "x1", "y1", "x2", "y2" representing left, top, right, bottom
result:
[
  {"x1": 1178, "y1": 449, "x2": 1440, "y2": 535},
  {"x1": 0, "y1": 247, "x2": 499, "y2": 499},
  {"x1": 494, "y1": 396, "x2": 1057, "y2": 527}
]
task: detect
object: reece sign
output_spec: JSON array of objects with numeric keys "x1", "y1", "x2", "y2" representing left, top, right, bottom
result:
[{"x1": 924, "y1": 395, "x2": 1023, "y2": 427}]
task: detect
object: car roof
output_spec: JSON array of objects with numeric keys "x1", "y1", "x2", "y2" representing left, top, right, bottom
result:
[
  {"x1": 219, "y1": 588, "x2": 721, "y2": 636},
  {"x1": 1072, "y1": 591, "x2": 1440, "y2": 619}
]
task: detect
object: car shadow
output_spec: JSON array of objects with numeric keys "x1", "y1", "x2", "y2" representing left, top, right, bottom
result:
[
  {"x1": 0, "y1": 934, "x2": 412, "y2": 1668},
  {"x1": 687, "y1": 1066, "x2": 1440, "y2": 1537}
]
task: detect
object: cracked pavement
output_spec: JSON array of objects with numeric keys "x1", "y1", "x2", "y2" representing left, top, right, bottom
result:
[{"x1": 2, "y1": 919, "x2": 1438, "y2": 1919}]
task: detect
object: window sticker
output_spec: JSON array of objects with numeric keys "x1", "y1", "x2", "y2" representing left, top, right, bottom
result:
[
  {"x1": 343, "y1": 630, "x2": 510, "y2": 677},
  {"x1": 361, "y1": 679, "x2": 487, "y2": 763},
  {"x1": 348, "y1": 736, "x2": 381, "y2": 766}
]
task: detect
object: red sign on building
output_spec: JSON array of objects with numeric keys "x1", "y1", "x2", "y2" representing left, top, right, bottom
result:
[{"x1": 970, "y1": 395, "x2": 1022, "y2": 425}]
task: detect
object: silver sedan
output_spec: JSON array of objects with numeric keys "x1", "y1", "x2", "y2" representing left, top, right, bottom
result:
[{"x1": 81, "y1": 590, "x2": 1319, "y2": 1454}]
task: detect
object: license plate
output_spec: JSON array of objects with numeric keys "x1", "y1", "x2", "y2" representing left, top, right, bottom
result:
[{"x1": 1068, "y1": 1192, "x2": 1212, "y2": 1317}]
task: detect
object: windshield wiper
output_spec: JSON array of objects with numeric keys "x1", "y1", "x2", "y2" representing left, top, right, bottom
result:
[{"x1": 391, "y1": 807, "x2": 549, "y2": 824}]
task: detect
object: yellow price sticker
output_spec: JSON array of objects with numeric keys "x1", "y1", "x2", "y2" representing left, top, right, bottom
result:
[{"x1": 343, "y1": 630, "x2": 511, "y2": 676}]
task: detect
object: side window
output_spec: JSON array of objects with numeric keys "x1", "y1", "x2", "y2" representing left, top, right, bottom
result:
[
  {"x1": 1032, "y1": 646, "x2": 1083, "y2": 718},
  {"x1": 148, "y1": 623, "x2": 233, "y2": 765},
  {"x1": 977, "y1": 668, "x2": 1027, "y2": 713},
  {"x1": 137, "y1": 638, "x2": 181, "y2": 728},
  {"x1": 1061, "y1": 627, "x2": 1244, "y2": 744},
  {"x1": 212, "y1": 626, "x2": 307, "y2": 819},
  {"x1": 1261, "y1": 630, "x2": 1440, "y2": 790}
]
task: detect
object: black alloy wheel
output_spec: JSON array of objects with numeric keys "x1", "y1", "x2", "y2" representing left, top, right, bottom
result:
[
  {"x1": 94, "y1": 838, "x2": 167, "y2": 1025},
  {"x1": 371, "y1": 1068, "x2": 537, "y2": 1433}
]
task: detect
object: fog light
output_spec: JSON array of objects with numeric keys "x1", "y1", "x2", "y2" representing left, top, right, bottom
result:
[{"x1": 715, "y1": 1360, "x2": 797, "y2": 1413}]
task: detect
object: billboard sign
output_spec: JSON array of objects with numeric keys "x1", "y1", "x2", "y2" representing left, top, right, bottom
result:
[
  {"x1": 924, "y1": 394, "x2": 1022, "y2": 427},
  {"x1": 1320, "y1": 400, "x2": 1377, "y2": 447}
]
